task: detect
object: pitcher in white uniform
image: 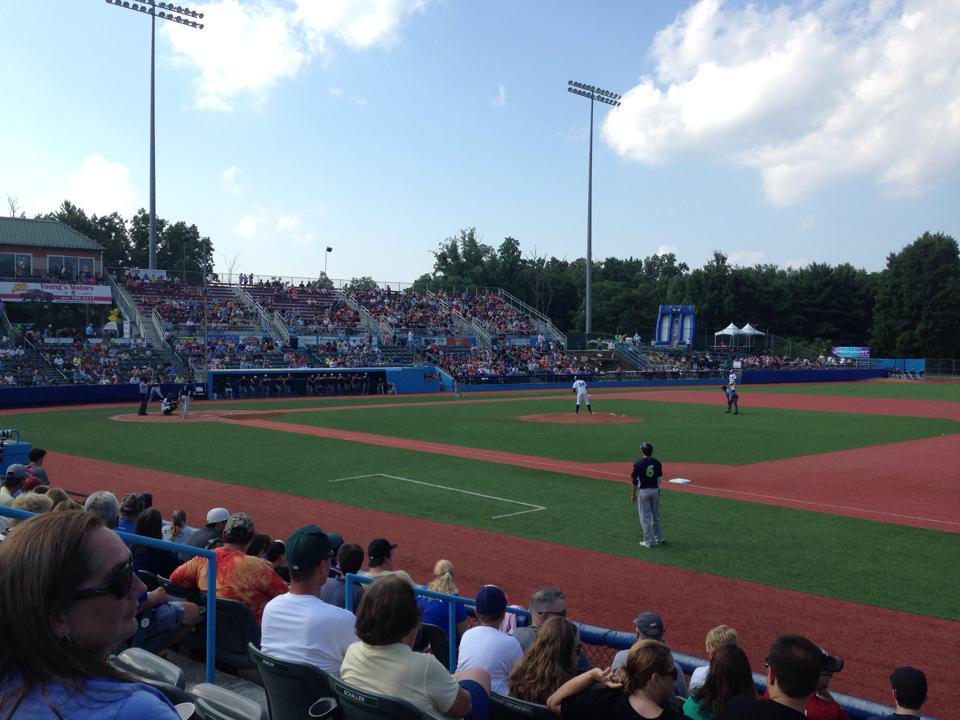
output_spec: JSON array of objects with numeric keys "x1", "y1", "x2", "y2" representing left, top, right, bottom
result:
[{"x1": 572, "y1": 377, "x2": 592, "y2": 415}]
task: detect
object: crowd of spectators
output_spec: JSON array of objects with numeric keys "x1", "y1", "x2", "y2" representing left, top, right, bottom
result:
[
  {"x1": 442, "y1": 289, "x2": 538, "y2": 336},
  {"x1": 352, "y1": 288, "x2": 458, "y2": 334},
  {"x1": 431, "y1": 344, "x2": 592, "y2": 380},
  {"x1": 0, "y1": 473, "x2": 932, "y2": 719},
  {"x1": 125, "y1": 274, "x2": 259, "y2": 332}
]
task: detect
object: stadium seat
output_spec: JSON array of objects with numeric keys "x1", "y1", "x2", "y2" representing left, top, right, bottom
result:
[
  {"x1": 191, "y1": 682, "x2": 268, "y2": 720},
  {"x1": 137, "y1": 569, "x2": 161, "y2": 591},
  {"x1": 184, "y1": 596, "x2": 261, "y2": 672},
  {"x1": 490, "y1": 692, "x2": 556, "y2": 720},
  {"x1": 110, "y1": 647, "x2": 185, "y2": 689},
  {"x1": 157, "y1": 573, "x2": 203, "y2": 604},
  {"x1": 413, "y1": 622, "x2": 451, "y2": 670},
  {"x1": 331, "y1": 677, "x2": 430, "y2": 719},
  {"x1": 248, "y1": 643, "x2": 338, "y2": 720}
]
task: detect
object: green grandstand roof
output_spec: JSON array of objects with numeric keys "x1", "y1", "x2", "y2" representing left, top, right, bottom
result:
[{"x1": 0, "y1": 217, "x2": 104, "y2": 251}]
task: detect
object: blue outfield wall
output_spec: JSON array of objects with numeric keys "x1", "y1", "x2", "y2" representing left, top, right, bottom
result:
[
  {"x1": 0, "y1": 382, "x2": 183, "y2": 408},
  {"x1": 740, "y1": 368, "x2": 886, "y2": 383},
  {"x1": 872, "y1": 358, "x2": 925, "y2": 372}
]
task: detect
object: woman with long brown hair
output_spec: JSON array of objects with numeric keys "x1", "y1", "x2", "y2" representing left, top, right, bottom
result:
[
  {"x1": 0, "y1": 511, "x2": 180, "y2": 719},
  {"x1": 508, "y1": 616, "x2": 579, "y2": 704},
  {"x1": 683, "y1": 644, "x2": 756, "y2": 719},
  {"x1": 547, "y1": 638, "x2": 684, "y2": 719}
]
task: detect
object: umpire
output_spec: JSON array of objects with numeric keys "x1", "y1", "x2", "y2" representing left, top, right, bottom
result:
[{"x1": 630, "y1": 441, "x2": 665, "y2": 549}]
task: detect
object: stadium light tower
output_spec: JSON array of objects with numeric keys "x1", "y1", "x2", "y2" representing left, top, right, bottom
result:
[
  {"x1": 104, "y1": 0, "x2": 205, "y2": 270},
  {"x1": 567, "y1": 80, "x2": 620, "y2": 336}
]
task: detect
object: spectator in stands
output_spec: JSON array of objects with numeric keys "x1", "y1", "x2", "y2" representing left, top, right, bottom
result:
[
  {"x1": 418, "y1": 559, "x2": 469, "y2": 640},
  {"x1": 7, "y1": 492, "x2": 54, "y2": 528},
  {"x1": 246, "y1": 532, "x2": 272, "y2": 559},
  {"x1": 118, "y1": 492, "x2": 146, "y2": 533},
  {"x1": 266, "y1": 539, "x2": 290, "y2": 582},
  {"x1": 719, "y1": 634, "x2": 822, "y2": 720},
  {"x1": 340, "y1": 576, "x2": 492, "y2": 719},
  {"x1": 170, "y1": 512, "x2": 288, "y2": 624},
  {"x1": 547, "y1": 638, "x2": 684, "y2": 719},
  {"x1": 689, "y1": 625, "x2": 740, "y2": 692},
  {"x1": 612, "y1": 612, "x2": 688, "y2": 697},
  {"x1": 513, "y1": 587, "x2": 591, "y2": 672},
  {"x1": 27, "y1": 447, "x2": 50, "y2": 484},
  {"x1": 178, "y1": 506, "x2": 229, "y2": 560},
  {"x1": 866, "y1": 667, "x2": 927, "y2": 720},
  {"x1": 131, "y1": 508, "x2": 181, "y2": 578},
  {"x1": 0, "y1": 463, "x2": 27, "y2": 505},
  {"x1": 364, "y1": 537, "x2": 416, "y2": 585},
  {"x1": 0, "y1": 512, "x2": 181, "y2": 719},
  {"x1": 805, "y1": 649, "x2": 847, "y2": 720},
  {"x1": 83, "y1": 489, "x2": 120, "y2": 529},
  {"x1": 456, "y1": 585, "x2": 524, "y2": 695},
  {"x1": 683, "y1": 644, "x2": 756, "y2": 720},
  {"x1": 320, "y1": 542, "x2": 366, "y2": 610},
  {"x1": 508, "y1": 616, "x2": 579, "y2": 704},
  {"x1": 162, "y1": 508, "x2": 191, "y2": 543},
  {"x1": 261, "y1": 525, "x2": 358, "y2": 677}
]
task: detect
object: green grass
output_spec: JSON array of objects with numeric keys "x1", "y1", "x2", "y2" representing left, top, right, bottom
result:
[
  {"x1": 747, "y1": 381, "x2": 960, "y2": 402},
  {"x1": 6, "y1": 406, "x2": 959, "y2": 620},
  {"x1": 266, "y1": 398, "x2": 958, "y2": 464}
]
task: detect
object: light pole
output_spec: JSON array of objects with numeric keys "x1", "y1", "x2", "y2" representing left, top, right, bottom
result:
[
  {"x1": 567, "y1": 80, "x2": 620, "y2": 336},
  {"x1": 104, "y1": 0, "x2": 205, "y2": 270},
  {"x1": 325, "y1": 246, "x2": 333, "y2": 276}
]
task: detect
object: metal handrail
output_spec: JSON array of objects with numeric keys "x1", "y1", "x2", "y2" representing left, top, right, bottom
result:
[{"x1": 0, "y1": 506, "x2": 218, "y2": 685}]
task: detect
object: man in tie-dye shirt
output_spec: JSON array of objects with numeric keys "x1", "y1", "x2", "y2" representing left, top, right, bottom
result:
[{"x1": 171, "y1": 512, "x2": 288, "y2": 623}]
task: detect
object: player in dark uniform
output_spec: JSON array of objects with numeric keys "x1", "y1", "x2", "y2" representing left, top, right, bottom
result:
[
  {"x1": 630, "y1": 441, "x2": 664, "y2": 548},
  {"x1": 721, "y1": 384, "x2": 739, "y2": 415}
]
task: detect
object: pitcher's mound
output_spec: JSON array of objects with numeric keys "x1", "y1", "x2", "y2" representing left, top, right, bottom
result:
[
  {"x1": 111, "y1": 409, "x2": 285, "y2": 423},
  {"x1": 519, "y1": 412, "x2": 640, "y2": 424}
]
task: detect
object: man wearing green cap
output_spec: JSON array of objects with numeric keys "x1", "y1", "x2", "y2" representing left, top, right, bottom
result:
[{"x1": 261, "y1": 524, "x2": 358, "y2": 678}]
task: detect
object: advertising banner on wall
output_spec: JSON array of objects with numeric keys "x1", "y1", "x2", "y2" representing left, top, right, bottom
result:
[
  {"x1": 0, "y1": 281, "x2": 112, "y2": 304},
  {"x1": 832, "y1": 346, "x2": 871, "y2": 358}
]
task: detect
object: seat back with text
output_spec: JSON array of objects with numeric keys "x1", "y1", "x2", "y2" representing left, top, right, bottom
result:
[
  {"x1": 490, "y1": 692, "x2": 556, "y2": 720},
  {"x1": 332, "y1": 678, "x2": 427, "y2": 720},
  {"x1": 248, "y1": 643, "x2": 338, "y2": 720}
]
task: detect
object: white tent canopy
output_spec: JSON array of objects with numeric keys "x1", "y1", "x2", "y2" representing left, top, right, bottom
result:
[
  {"x1": 740, "y1": 323, "x2": 765, "y2": 336},
  {"x1": 714, "y1": 323, "x2": 741, "y2": 336}
]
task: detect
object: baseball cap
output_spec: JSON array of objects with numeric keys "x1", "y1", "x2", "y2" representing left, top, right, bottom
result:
[
  {"x1": 223, "y1": 512, "x2": 255, "y2": 542},
  {"x1": 890, "y1": 666, "x2": 927, "y2": 708},
  {"x1": 819, "y1": 647, "x2": 844, "y2": 673},
  {"x1": 635, "y1": 611, "x2": 665, "y2": 640},
  {"x1": 4, "y1": 464, "x2": 28, "y2": 481},
  {"x1": 206, "y1": 507, "x2": 230, "y2": 524},
  {"x1": 326, "y1": 531, "x2": 344, "y2": 552},
  {"x1": 22, "y1": 476, "x2": 42, "y2": 493},
  {"x1": 476, "y1": 585, "x2": 507, "y2": 616},
  {"x1": 368, "y1": 537, "x2": 397, "y2": 562},
  {"x1": 285, "y1": 525, "x2": 333, "y2": 572}
]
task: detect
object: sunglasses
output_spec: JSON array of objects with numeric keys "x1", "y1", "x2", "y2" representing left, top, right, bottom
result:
[{"x1": 72, "y1": 559, "x2": 134, "y2": 601}]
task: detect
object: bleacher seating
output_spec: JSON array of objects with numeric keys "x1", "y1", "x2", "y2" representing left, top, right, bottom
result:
[
  {"x1": 243, "y1": 281, "x2": 360, "y2": 335},
  {"x1": 249, "y1": 644, "x2": 339, "y2": 720}
]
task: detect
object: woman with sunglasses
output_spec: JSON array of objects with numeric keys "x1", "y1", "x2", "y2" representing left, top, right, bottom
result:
[
  {"x1": 547, "y1": 639, "x2": 685, "y2": 719},
  {"x1": 0, "y1": 511, "x2": 181, "y2": 719}
]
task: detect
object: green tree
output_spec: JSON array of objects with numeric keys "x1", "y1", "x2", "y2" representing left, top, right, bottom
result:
[
  {"x1": 871, "y1": 232, "x2": 960, "y2": 357},
  {"x1": 347, "y1": 276, "x2": 378, "y2": 292}
]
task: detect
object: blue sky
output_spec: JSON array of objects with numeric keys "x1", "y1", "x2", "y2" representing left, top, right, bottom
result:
[{"x1": 2, "y1": 0, "x2": 957, "y2": 283}]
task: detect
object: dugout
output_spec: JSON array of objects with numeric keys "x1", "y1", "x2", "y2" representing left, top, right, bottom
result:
[{"x1": 207, "y1": 366, "x2": 443, "y2": 399}]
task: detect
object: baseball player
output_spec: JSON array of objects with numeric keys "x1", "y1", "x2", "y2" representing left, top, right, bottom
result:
[
  {"x1": 179, "y1": 384, "x2": 193, "y2": 419},
  {"x1": 722, "y1": 384, "x2": 739, "y2": 415},
  {"x1": 572, "y1": 377, "x2": 592, "y2": 414},
  {"x1": 728, "y1": 371, "x2": 737, "y2": 389}
]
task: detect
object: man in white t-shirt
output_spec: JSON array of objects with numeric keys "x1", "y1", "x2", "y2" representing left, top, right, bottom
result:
[
  {"x1": 261, "y1": 525, "x2": 357, "y2": 678},
  {"x1": 456, "y1": 585, "x2": 523, "y2": 695}
]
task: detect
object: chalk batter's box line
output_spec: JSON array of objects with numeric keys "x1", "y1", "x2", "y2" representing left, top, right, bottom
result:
[{"x1": 330, "y1": 473, "x2": 546, "y2": 519}]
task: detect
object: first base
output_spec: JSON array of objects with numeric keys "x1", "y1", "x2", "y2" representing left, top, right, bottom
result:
[{"x1": 668, "y1": 478, "x2": 691, "y2": 484}]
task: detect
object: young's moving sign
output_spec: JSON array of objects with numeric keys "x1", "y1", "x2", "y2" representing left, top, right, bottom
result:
[{"x1": 0, "y1": 281, "x2": 112, "y2": 304}]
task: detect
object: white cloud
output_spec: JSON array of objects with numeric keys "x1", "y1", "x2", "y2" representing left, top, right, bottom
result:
[
  {"x1": 783, "y1": 257, "x2": 811, "y2": 268},
  {"x1": 656, "y1": 244, "x2": 679, "y2": 256},
  {"x1": 163, "y1": 0, "x2": 425, "y2": 110},
  {"x1": 603, "y1": 0, "x2": 960, "y2": 205},
  {"x1": 492, "y1": 83, "x2": 507, "y2": 108},
  {"x1": 60, "y1": 155, "x2": 139, "y2": 217},
  {"x1": 221, "y1": 166, "x2": 242, "y2": 195},
  {"x1": 727, "y1": 250, "x2": 765, "y2": 266},
  {"x1": 328, "y1": 86, "x2": 345, "y2": 98},
  {"x1": 275, "y1": 213, "x2": 314, "y2": 246},
  {"x1": 236, "y1": 207, "x2": 267, "y2": 239}
]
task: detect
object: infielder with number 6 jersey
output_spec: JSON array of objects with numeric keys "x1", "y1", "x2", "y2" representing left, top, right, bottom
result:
[
  {"x1": 572, "y1": 377, "x2": 592, "y2": 414},
  {"x1": 630, "y1": 441, "x2": 664, "y2": 548}
]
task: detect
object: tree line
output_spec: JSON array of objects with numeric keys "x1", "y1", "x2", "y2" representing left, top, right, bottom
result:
[{"x1": 415, "y1": 229, "x2": 960, "y2": 358}]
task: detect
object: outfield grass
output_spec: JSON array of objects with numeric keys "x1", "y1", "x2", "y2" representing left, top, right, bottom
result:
[
  {"x1": 746, "y1": 381, "x2": 960, "y2": 401},
  {"x1": 5, "y1": 406, "x2": 959, "y2": 620},
  {"x1": 267, "y1": 398, "x2": 958, "y2": 464}
]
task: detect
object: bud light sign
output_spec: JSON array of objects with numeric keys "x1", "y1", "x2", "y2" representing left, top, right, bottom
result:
[{"x1": 832, "y1": 346, "x2": 870, "y2": 358}]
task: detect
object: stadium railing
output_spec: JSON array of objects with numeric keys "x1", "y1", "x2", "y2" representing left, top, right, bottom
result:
[
  {"x1": 343, "y1": 574, "x2": 920, "y2": 720},
  {"x1": 0, "y1": 505, "x2": 219, "y2": 684}
]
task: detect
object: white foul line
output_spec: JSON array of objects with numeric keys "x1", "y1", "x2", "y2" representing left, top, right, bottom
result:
[{"x1": 330, "y1": 473, "x2": 546, "y2": 520}]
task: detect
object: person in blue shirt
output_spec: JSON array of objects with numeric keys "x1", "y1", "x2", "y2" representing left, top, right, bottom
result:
[{"x1": 0, "y1": 511, "x2": 180, "y2": 719}]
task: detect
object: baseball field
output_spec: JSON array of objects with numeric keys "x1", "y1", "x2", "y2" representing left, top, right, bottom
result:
[{"x1": 3, "y1": 379, "x2": 958, "y2": 715}]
